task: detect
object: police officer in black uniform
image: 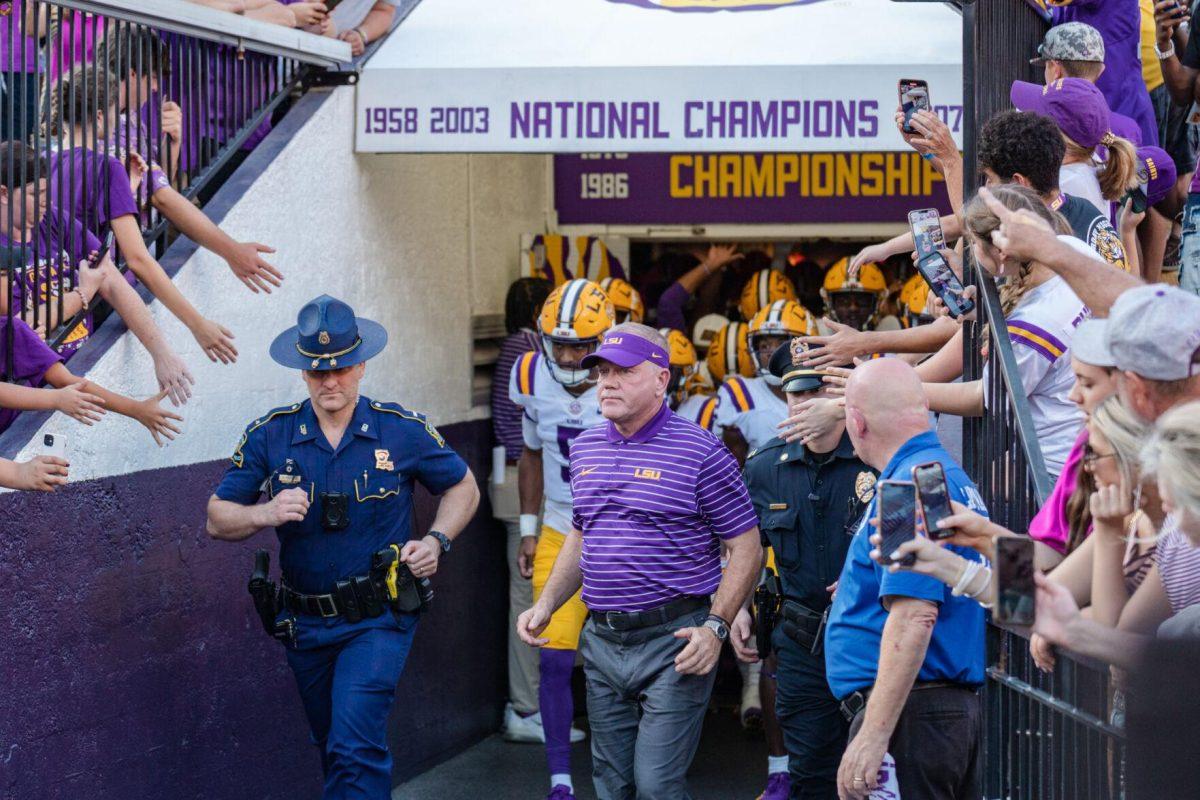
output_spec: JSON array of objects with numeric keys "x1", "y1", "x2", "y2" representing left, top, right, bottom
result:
[
  {"x1": 206, "y1": 295, "x2": 481, "y2": 799},
  {"x1": 742, "y1": 339, "x2": 877, "y2": 800}
]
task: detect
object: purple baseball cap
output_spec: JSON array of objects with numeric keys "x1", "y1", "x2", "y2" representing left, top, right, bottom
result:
[
  {"x1": 1010, "y1": 78, "x2": 1110, "y2": 150},
  {"x1": 581, "y1": 331, "x2": 670, "y2": 370},
  {"x1": 1137, "y1": 145, "x2": 1177, "y2": 206}
]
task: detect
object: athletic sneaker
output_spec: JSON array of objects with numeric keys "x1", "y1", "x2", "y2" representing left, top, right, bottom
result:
[
  {"x1": 547, "y1": 785, "x2": 576, "y2": 800},
  {"x1": 501, "y1": 703, "x2": 587, "y2": 743},
  {"x1": 756, "y1": 771, "x2": 790, "y2": 800}
]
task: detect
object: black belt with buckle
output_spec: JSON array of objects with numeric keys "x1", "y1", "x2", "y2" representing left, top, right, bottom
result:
[
  {"x1": 780, "y1": 600, "x2": 829, "y2": 655},
  {"x1": 839, "y1": 680, "x2": 970, "y2": 722},
  {"x1": 281, "y1": 575, "x2": 387, "y2": 623},
  {"x1": 589, "y1": 595, "x2": 709, "y2": 632}
]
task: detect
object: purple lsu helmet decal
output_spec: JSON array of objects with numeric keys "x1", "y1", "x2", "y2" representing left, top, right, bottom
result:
[{"x1": 608, "y1": 0, "x2": 831, "y2": 11}]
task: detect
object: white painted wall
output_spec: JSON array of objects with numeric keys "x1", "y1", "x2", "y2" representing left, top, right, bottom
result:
[{"x1": 13, "y1": 87, "x2": 550, "y2": 481}]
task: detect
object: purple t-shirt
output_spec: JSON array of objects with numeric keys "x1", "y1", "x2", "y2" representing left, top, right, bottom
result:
[
  {"x1": 0, "y1": 209, "x2": 99, "y2": 358},
  {"x1": 570, "y1": 402, "x2": 759, "y2": 612},
  {"x1": 108, "y1": 111, "x2": 171, "y2": 202},
  {"x1": 656, "y1": 281, "x2": 691, "y2": 333},
  {"x1": 0, "y1": 0, "x2": 42, "y2": 73},
  {"x1": 1028, "y1": 429, "x2": 1089, "y2": 554},
  {"x1": 50, "y1": 148, "x2": 141, "y2": 239},
  {"x1": 0, "y1": 315, "x2": 65, "y2": 433},
  {"x1": 1054, "y1": 0, "x2": 1157, "y2": 148}
]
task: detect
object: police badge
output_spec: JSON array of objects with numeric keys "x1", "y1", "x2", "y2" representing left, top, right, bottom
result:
[
  {"x1": 374, "y1": 449, "x2": 394, "y2": 471},
  {"x1": 789, "y1": 336, "x2": 809, "y2": 366},
  {"x1": 855, "y1": 471, "x2": 877, "y2": 503}
]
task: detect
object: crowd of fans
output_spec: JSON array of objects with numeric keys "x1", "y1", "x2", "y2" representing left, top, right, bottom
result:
[
  {"x1": 489, "y1": 10, "x2": 1200, "y2": 800},
  {"x1": 0, "y1": 0, "x2": 392, "y2": 489}
]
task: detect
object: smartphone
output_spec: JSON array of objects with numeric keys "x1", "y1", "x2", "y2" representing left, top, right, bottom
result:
[
  {"x1": 878, "y1": 479, "x2": 918, "y2": 566},
  {"x1": 1121, "y1": 185, "x2": 1148, "y2": 215},
  {"x1": 87, "y1": 229, "x2": 115, "y2": 270},
  {"x1": 898, "y1": 79, "x2": 931, "y2": 134},
  {"x1": 995, "y1": 536, "x2": 1036, "y2": 626},
  {"x1": 913, "y1": 461, "x2": 955, "y2": 540},
  {"x1": 42, "y1": 432, "x2": 67, "y2": 462},
  {"x1": 915, "y1": 252, "x2": 975, "y2": 319},
  {"x1": 908, "y1": 208, "x2": 946, "y2": 260}
]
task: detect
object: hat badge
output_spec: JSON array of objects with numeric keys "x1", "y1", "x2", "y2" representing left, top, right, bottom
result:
[
  {"x1": 318, "y1": 330, "x2": 331, "y2": 346},
  {"x1": 789, "y1": 336, "x2": 809, "y2": 367}
]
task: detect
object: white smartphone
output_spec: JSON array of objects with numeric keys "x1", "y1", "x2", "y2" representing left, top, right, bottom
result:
[{"x1": 41, "y1": 431, "x2": 67, "y2": 462}]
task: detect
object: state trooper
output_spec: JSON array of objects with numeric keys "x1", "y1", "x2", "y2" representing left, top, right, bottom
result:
[
  {"x1": 740, "y1": 339, "x2": 876, "y2": 800},
  {"x1": 206, "y1": 295, "x2": 480, "y2": 799}
]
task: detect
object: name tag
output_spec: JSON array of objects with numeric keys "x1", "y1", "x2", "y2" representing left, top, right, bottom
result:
[{"x1": 768, "y1": 502, "x2": 788, "y2": 510}]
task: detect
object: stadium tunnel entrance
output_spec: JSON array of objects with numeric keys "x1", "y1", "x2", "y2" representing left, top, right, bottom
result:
[{"x1": 0, "y1": 0, "x2": 966, "y2": 797}]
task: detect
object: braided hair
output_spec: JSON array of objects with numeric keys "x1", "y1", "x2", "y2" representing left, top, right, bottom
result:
[{"x1": 962, "y1": 184, "x2": 1071, "y2": 317}]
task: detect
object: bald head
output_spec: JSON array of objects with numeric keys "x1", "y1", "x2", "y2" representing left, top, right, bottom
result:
[{"x1": 844, "y1": 359, "x2": 931, "y2": 469}]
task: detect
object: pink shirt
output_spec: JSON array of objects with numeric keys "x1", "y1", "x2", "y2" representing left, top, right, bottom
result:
[{"x1": 1028, "y1": 429, "x2": 1089, "y2": 554}]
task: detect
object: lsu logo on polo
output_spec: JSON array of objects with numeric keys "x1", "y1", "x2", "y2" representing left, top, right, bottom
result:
[{"x1": 634, "y1": 467, "x2": 662, "y2": 480}]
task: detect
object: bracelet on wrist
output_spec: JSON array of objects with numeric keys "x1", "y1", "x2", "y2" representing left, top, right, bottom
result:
[{"x1": 355, "y1": 27, "x2": 369, "y2": 44}]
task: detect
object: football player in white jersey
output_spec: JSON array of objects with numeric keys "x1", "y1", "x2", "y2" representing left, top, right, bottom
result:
[
  {"x1": 659, "y1": 327, "x2": 719, "y2": 432},
  {"x1": 510, "y1": 278, "x2": 614, "y2": 800},
  {"x1": 717, "y1": 300, "x2": 818, "y2": 463}
]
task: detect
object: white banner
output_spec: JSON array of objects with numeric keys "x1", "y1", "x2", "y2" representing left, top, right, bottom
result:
[{"x1": 354, "y1": 65, "x2": 964, "y2": 154}]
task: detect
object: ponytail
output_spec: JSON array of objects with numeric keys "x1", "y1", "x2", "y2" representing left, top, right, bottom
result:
[
  {"x1": 1066, "y1": 133, "x2": 1139, "y2": 202},
  {"x1": 1096, "y1": 134, "x2": 1139, "y2": 203}
]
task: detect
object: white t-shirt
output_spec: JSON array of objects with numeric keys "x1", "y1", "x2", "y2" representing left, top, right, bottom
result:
[
  {"x1": 1059, "y1": 162, "x2": 1109, "y2": 222},
  {"x1": 509, "y1": 350, "x2": 605, "y2": 534},
  {"x1": 715, "y1": 375, "x2": 788, "y2": 451},
  {"x1": 984, "y1": 265, "x2": 1089, "y2": 476}
]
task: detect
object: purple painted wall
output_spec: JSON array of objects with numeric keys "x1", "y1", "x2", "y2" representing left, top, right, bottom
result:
[{"x1": 0, "y1": 419, "x2": 506, "y2": 799}]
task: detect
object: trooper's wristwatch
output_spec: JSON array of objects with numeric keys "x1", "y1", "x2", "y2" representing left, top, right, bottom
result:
[
  {"x1": 703, "y1": 614, "x2": 729, "y2": 642},
  {"x1": 427, "y1": 530, "x2": 451, "y2": 554}
]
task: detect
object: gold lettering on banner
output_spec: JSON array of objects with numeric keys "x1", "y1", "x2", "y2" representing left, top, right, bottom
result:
[{"x1": 666, "y1": 153, "x2": 946, "y2": 200}]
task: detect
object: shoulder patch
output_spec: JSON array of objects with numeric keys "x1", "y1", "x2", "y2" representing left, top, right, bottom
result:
[
  {"x1": 232, "y1": 403, "x2": 302, "y2": 467},
  {"x1": 372, "y1": 401, "x2": 447, "y2": 448}
]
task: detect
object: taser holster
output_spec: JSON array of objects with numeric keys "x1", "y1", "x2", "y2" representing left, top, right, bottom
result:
[{"x1": 371, "y1": 544, "x2": 434, "y2": 613}]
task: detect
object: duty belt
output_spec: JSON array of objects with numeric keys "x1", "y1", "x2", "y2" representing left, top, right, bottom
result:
[
  {"x1": 779, "y1": 600, "x2": 829, "y2": 656},
  {"x1": 590, "y1": 595, "x2": 709, "y2": 632}
]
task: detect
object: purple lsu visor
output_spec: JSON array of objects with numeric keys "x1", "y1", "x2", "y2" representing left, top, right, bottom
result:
[{"x1": 581, "y1": 332, "x2": 670, "y2": 370}]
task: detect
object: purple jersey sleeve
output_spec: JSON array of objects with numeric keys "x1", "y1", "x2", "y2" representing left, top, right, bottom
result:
[
  {"x1": 1, "y1": 316, "x2": 65, "y2": 384},
  {"x1": 655, "y1": 282, "x2": 691, "y2": 333},
  {"x1": 695, "y1": 440, "x2": 759, "y2": 539},
  {"x1": 103, "y1": 155, "x2": 141, "y2": 225}
]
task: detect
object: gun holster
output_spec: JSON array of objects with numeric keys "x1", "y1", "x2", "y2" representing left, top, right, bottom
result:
[
  {"x1": 753, "y1": 568, "x2": 782, "y2": 660},
  {"x1": 248, "y1": 549, "x2": 296, "y2": 646},
  {"x1": 371, "y1": 544, "x2": 434, "y2": 613}
]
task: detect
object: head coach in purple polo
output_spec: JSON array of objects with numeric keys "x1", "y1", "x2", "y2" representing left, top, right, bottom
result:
[{"x1": 517, "y1": 322, "x2": 763, "y2": 799}]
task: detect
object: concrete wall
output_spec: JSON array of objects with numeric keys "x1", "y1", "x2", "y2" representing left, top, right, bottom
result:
[
  {"x1": 5, "y1": 86, "x2": 550, "y2": 481},
  {"x1": 0, "y1": 86, "x2": 549, "y2": 797}
]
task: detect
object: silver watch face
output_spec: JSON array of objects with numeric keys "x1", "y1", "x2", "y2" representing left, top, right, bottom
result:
[{"x1": 705, "y1": 619, "x2": 728, "y2": 640}]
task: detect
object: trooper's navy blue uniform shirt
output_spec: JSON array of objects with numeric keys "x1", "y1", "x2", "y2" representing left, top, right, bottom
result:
[{"x1": 215, "y1": 395, "x2": 467, "y2": 594}]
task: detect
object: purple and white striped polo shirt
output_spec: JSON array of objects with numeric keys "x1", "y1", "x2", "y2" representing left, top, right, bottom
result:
[{"x1": 569, "y1": 402, "x2": 758, "y2": 612}]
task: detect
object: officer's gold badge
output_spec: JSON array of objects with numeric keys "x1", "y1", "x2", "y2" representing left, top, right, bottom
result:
[
  {"x1": 375, "y1": 449, "x2": 394, "y2": 470},
  {"x1": 855, "y1": 471, "x2": 876, "y2": 503},
  {"x1": 318, "y1": 330, "x2": 331, "y2": 345}
]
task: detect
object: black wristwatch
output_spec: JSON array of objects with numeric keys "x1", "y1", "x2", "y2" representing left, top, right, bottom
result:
[
  {"x1": 703, "y1": 614, "x2": 729, "y2": 642},
  {"x1": 427, "y1": 529, "x2": 451, "y2": 554}
]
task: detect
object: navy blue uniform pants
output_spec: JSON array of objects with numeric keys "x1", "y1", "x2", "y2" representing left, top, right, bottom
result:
[
  {"x1": 773, "y1": 629, "x2": 848, "y2": 800},
  {"x1": 285, "y1": 611, "x2": 418, "y2": 800}
]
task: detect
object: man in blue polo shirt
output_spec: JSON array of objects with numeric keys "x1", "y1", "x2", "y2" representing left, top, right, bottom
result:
[{"x1": 824, "y1": 359, "x2": 987, "y2": 800}]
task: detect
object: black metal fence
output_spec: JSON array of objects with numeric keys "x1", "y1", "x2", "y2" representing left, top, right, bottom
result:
[
  {"x1": 1, "y1": 0, "x2": 308, "y2": 373},
  {"x1": 959, "y1": 2, "x2": 1129, "y2": 797}
]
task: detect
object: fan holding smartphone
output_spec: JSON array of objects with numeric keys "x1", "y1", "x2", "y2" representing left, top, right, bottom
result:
[
  {"x1": 908, "y1": 208, "x2": 975, "y2": 319},
  {"x1": 824, "y1": 359, "x2": 989, "y2": 799}
]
